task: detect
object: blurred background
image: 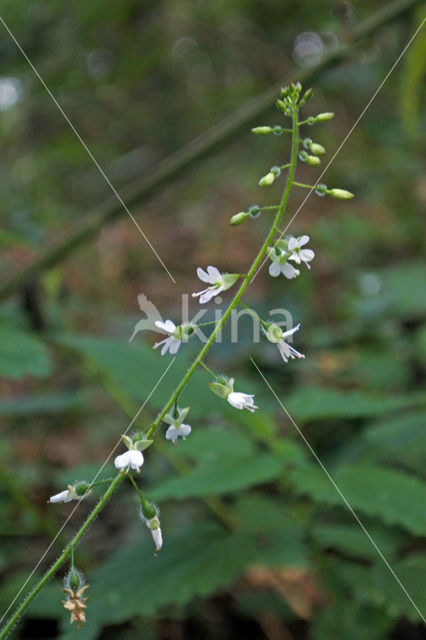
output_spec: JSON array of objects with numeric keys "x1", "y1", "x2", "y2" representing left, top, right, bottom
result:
[{"x1": 0, "y1": 1, "x2": 425, "y2": 638}]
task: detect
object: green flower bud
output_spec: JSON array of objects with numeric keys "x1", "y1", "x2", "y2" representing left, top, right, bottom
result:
[
  {"x1": 299, "y1": 87, "x2": 313, "y2": 106},
  {"x1": 209, "y1": 376, "x2": 234, "y2": 399},
  {"x1": 310, "y1": 142, "x2": 326, "y2": 156},
  {"x1": 306, "y1": 155, "x2": 321, "y2": 167},
  {"x1": 259, "y1": 172, "x2": 275, "y2": 186},
  {"x1": 316, "y1": 112, "x2": 334, "y2": 122},
  {"x1": 327, "y1": 188, "x2": 354, "y2": 199},
  {"x1": 266, "y1": 324, "x2": 284, "y2": 344},
  {"x1": 251, "y1": 126, "x2": 273, "y2": 135},
  {"x1": 276, "y1": 99, "x2": 286, "y2": 112},
  {"x1": 230, "y1": 211, "x2": 249, "y2": 226}
]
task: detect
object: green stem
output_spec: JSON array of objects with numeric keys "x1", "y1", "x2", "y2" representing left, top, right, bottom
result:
[
  {"x1": 293, "y1": 181, "x2": 315, "y2": 189},
  {"x1": 279, "y1": 163, "x2": 291, "y2": 170},
  {"x1": 146, "y1": 108, "x2": 299, "y2": 440},
  {"x1": 259, "y1": 205, "x2": 279, "y2": 211},
  {"x1": 127, "y1": 473, "x2": 144, "y2": 502},
  {"x1": 239, "y1": 302, "x2": 269, "y2": 329},
  {"x1": 0, "y1": 473, "x2": 125, "y2": 640},
  {"x1": 199, "y1": 360, "x2": 217, "y2": 378},
  {"x1": 0, "y1": 102, "x2": 299, "y2": 637}
]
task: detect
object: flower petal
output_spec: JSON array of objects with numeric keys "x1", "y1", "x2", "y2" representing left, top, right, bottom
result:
[
  {"x1": 287, "y1": 236, "x2": 298, "y2": 251},
  {"x1": 114, "y1": 451, "x2": 130, "y2": 471},
  {"x1": 155, "y1": 320, "x2": 176, "y2": 334},
  {"x1": 197, "y1": 267, "x2": 211, "y2": 283},
  {"x1": 281, "y1": 263, "x2": 300, "y2": 279},
  {"x1": 280, "y1": 323, "x2": 300, "y2": 339},
  {"x1": 298, "y1": 235, "x2": 310, "y2": 247},
  {"x1": 178, "y1": 423, "x2": 192, "y2": 438},
  {"x1": 165, "y1": 426, "x2": 178, "y2": 441},
  {"x1": 206, "y1": 266, "x2": 221, "y2": 283},
  {"x1": 128, "y1": 450, "x2": 144, "y2": 470},
  {"x1": 269, "y1": 262, "x2": 281, "y2": 277},
  {"x1": 199, "y1": 288, "x2": 217, "y2": 304},
  {"x1": 168, "y1": 339, "x2": 181, "y2": 355},
  {"x1": 300, "y1": 249, "x2": 315, "y2": 262}
]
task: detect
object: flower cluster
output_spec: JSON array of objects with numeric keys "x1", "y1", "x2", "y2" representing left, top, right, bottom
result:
[
  {"x1": 163, "y1": 406, "x2": 192, "y2": 444},
  {"x1": 114, "y1": 434, "x2": 152, "y2": 473},
  {"x1": 62, "y1": 568, "x2": 89, "y2": 630}
]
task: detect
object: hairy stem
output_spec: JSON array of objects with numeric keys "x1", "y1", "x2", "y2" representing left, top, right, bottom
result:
[
  {"x1": 0, "y1": 473, "x2": 124, "y2": 639},
  {"x1": 1, "y1": 102, "x2": 299, "y2": 637}
]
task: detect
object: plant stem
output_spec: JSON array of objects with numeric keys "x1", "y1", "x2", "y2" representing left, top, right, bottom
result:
[
  {"x1": 199, "y1": 360, "x2": 217, "y2": 378},
  {"x1": 1, "y1": 101, "x2": 299, "y2": 636},
  {"x1": 239, "y1": 302, "x2": 269, "y2": 329},
  {"x1": 259, "y1": 205, "x2": 279, "y2": 211},
  {"x1": 0, "y1": 473, "x2": 124, "y2": 640},
  {"x1": 293, "y1": 181, "x2": 315, "y2": 189},
  {"x1": 146, "y1": 107, "x2": 299, "y2": 439}
]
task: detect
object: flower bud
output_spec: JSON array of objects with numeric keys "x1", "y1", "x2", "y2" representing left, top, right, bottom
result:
[
  {"x1": 276, "y1": 99, "x2": 286, "y2": 112},
  {"x1": 299, "y1": 87, "x2": 313, "y2": 106},
  {"x1": 248, "y1": 204, "x2": 261, "y2": 218},
  {"x1": 259, "y1": 172, "x2": 275, "y2": 186},
  {"x1": 306, "y1": 155, "x2": 321, "y2": 167},
  {"x1": 251, "y1": 126, "x2": 273, "y2": 135},
  {"x1": 266, "y1": 324, "x2": 284, "y2": 344},
  {"x1": 209, "y1": 376, "x2": 234, "y2": 399},
  {"x1": 310, "y1": 142, "x2": 326, "y2": 156},
  {"x1": 315, "y1": 112, "x2": 334, "y2": 122},
  {"x1": 230, "y1": 211, "x2": 249, "y2": 226},
  {"x1": 328, "y1": 188, "x2": 354, "y2": 199}
]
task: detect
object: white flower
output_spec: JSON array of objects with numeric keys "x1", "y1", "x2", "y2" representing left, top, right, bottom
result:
[
  {"x1": 268, "y1": 260, "x2": 300, "y2": 279},
  {"x1": 140, "y1": 505, "x2": 163, "y2": 552},
  {"x1": 264, "y1": 323, "x2": 305, "y2": 363},
  {"x1": 153, "y1": 320, "x2": 181, "y2": 355},
  {"x1": 192, "y1": 266, "x2": 239, "y2": 304},
  {"x1": 163, "y1": 406, "x2": 192, "y2": 444},
  {"x1": 165, "y1": 423, "x2": 192, "y2": 444},
  {"x1": 114, "y1": 449, "x2": 144, "y2": 473},
  {"x1": 288, "y1": 235, "x2": 315, "y2": 269},
  {"x1": 49, "y1": 486, "x2": 77, "y2": 503},
  {"x1": 227, "y1": 392, "x2": 258, "y2": 413}
]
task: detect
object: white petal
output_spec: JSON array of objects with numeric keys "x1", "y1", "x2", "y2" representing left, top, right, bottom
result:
[
  {"x1": 206, "y1": 266, "x2": 221, "y2": 283},
  {"x1": 197, "y1": 267, "x2": 211, "y2": 283},
  {"x1": 280, "y1": 324, "x2": 300, "y2": 339},
  {"x1": 168, "y1": 339, "x2": 181, "y2": 355},
  {"x1": 49, "y1": 490, "x2": 71, "y2": 504},
  {"x1": 287, "y1": 236, "x2": 298, "y2": 251},
  {"x1": 299, "y1": 249, "x2": 315, "y2": 262},
  {"x1": 298, "y1": 235, "x2": 310, "y2": 247},
  {"x1": 165, "y1": 426, "x2": 178, "y2": 441},
  {"x1": 153, "y1": 337, "x2": 168, "y2": 351},
  {"x1": 161, "y1": 337, "x2": 173, "y2": 356},
  {"x1": 114, "y1": 451, "x2": 131, "y2": 471},
  {"x1": 269, "y1": 262, "x2": 281, "y2": 277},
  {"x1": 128, "y1": 450, "x2": 144, "y2": 471},
  {"x1": 151, "y1": 527, "x2": 163, "y2": 551},
  {"x1": 199, "y1": 288, "x2": 217, "y2": 304},
  {"x1": 227, "y1": 392, "x2": 243, "y2": 409},
  {"x1": 178, "y1": 424, "x2": 192, "y2": 438},
  {"x1": 277, "y1": 341, "x2": 290, "y2": 362},
  {"x1": 281, "y1": 263, "x2": 300, "y2": 279},
  {"x1": 155, "y1": 320, "x2": 175, "y2": 334}
]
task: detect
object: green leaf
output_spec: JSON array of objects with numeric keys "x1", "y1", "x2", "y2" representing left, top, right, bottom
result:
[
  {"x1": 150, "y1": 454, "x2": 282, "y2": 501},
  {"x1": 291, "y1": 464, "x2": 426, "y2": 535},
  {"x1": 166, "y1": 426, "x2": 255, "y2": 463},
  {"x1": 0, "y1": 324, "x2": 51, "y2": 379},
  {"x1": 285, "y1": 386, "x2": 423, "y2": 424},
  {"x1": 0, "y1": 391, "x2": 90, "y2": 417},
  {"x1": 313, "y1": 522, "x2": 403, "y2": 562}
]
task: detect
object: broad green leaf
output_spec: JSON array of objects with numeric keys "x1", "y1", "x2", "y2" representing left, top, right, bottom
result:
[
  {"x1": 166, "y1": 426, "x2": 254, "y2": 463},
  {"x1": 313, "y1": 522, "x2": 403, "y2": 562},
  {"x1": 285, "y1": 386, "x2": 424, "y2": 424},
  {"x1": 150, "y1": 454, "x2": 282, "y2": 501},
  {"x1": 0, "y1": 324, "x2": 51, "y2": 379},
  {"x1": 0, "y1": 391, "x2": 90, "y2": 416},
  {"x1": 291, "y1": 465, "x2": 426, "y2": 535}
]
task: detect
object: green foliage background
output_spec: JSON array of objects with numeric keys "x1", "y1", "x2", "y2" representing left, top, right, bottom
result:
[{"x1": 0, "y1": 1, "x2": 425, "y2": 638}]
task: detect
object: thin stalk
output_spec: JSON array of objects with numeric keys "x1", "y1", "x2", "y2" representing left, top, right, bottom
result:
[
  {"x1": 199, "y1": 360, "x2": 217, "y2": 378},
  {"x1": 259, "y1": 205, "x2": 279, "y2": 211},
  {"x1": 0, "y1": 473, "x2": 124, "y2": 639},
  {"x1": 0, "y1": 104, "x2": 299, "y2": 637},
  {"x1": 293, "y1": 181, "x2": 315, "y2": 189},
  {"x1": 239, "y1": 302, "x2": 269, "y2": 329}
]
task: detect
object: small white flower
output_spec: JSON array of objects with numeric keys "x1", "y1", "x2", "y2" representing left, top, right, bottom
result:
[
  {"x1": 192, "y1": 266, "x2": 239, "y2": 304},
  {"x1": 165, "y1": 423, "x2": 192, "y2": 444},
  {"x1": 288, "y1": 235, "x2": 315, "y2": 269},
  {"x1": 114, "y1": 449, "x2": 144, "y2": 473},
  {"x1": 49, "y1": 486, "x2": 77, "y2": 503},
  {"x1": 163, "y1": 406, "x2": 192, "y2": 445},
  {"x1": 227, "y1": 392, "x2": 258, "y2": 413},
  {"x1": 140, "y1": 506, "x2": 163, "y2": 551},
  {"x1": 153, "y1": 320, "x2": 181, "y2": 355},
  {"x1": 268, "y1": 260, "x2": 300, "y2": 279},
  {"x1": 264, "y1": 323, "x2": 305, "y2": 363}
]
